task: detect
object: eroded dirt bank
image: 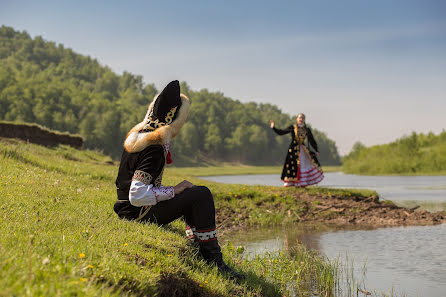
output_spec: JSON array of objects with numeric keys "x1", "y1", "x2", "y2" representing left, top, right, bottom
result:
[
  {"x1": 216, "y1": 189, "x2": 445, "y2": 232},
  {"x1": 291, "y1": 191, "x2": 445, "y2": 227}
]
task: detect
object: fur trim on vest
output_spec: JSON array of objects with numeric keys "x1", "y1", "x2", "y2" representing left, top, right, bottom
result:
[{"x1": 124, "y1": 94, "x2": 190, "y2": 153}]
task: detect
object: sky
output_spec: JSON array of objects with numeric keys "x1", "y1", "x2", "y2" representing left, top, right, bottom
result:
[{"x1": 1, "y1": 0, "x2": 446, "y2": 155}]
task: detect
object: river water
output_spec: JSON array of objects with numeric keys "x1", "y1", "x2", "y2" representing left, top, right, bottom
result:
[
  {"x1": 202, "y1": 172, "x2": 446, "y2": 211},
  {"x1": 201, "y1": 173, "x2": 446, "y2": 297}
]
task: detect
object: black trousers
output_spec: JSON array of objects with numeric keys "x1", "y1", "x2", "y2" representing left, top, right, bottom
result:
[{"x1": 140, "y1": 186, "x2": 216, "y2": 232}]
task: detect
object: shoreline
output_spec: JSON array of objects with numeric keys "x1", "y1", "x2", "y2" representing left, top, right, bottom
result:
[
  {"x1": 342, "y1": 171, "x2": 446, "y2": 177},
  {"x1": 169, "y1": 164, "x2": 446, "y2": 177},
  {"x1": 207, "y1": 183, "x2": 446, "y2": 235},
  {"x1": 168, "y1": 165, "x2": 342, "y2": 177},
  {"x1": 170, "y1": 166, "x2": 446, "y2": 230}
]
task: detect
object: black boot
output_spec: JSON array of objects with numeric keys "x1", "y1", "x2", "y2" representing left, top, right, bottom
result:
[{"x1": 199, "y1": 240, "x2": 245, "y2": 281}]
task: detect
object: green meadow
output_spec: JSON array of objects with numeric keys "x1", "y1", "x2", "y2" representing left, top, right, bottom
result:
[
  {"x1": 168, "y1": 164, "x2": 341, "y2": 177},
  {"x1": 1, "y1": 139, "x2": 365, "y2": 297}
]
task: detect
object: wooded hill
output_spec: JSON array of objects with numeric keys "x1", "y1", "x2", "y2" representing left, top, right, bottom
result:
[
  {"x1": 0, "y1": 26, "x2": 341, "y2": 165},
  {"x1": 343, "y1": 131, "x2": 446, "y2": 175}
]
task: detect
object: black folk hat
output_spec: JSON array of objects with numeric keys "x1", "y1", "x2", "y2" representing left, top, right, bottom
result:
[
  {"x1": 141, "y1": 80, "x2": 182, "y2": 132},
  {"x1": 123, "y1": 80, "x2": 191, "y2": 153}
]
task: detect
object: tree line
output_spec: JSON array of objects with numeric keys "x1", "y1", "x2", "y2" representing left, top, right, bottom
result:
[
  {"x1": 0, "y1": 26, "x2": 341, "y2": 165},
  {"x1": 343, "y1": 131, "x2": 446, "y2": 174}
]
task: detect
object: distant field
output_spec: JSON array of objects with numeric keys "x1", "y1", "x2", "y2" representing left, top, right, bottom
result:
[{"x1": 169, "y1": 165, "x2": 342, "y2": 177}]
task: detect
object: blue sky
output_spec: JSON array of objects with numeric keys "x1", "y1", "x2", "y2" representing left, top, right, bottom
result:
[{"x1": 2, "y1": 0, "x2": 445, "y2": 154}]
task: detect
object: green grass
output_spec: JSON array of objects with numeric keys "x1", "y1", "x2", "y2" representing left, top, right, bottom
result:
[
  {"x1": 341, "y1": 170, "x2": 446, "y2": 177},
  {"x1": 0, "y1": 139, "x2": 354, "y2": 297},
  {"x1": 169, "y1": 165, "x2": 341, "y2": 177},
  {"x1": 393, "y1": 200, "x2": 446, "y2": 213},
  {"x1": 342, "y1": 131, "x2": 446, "y2": 175}
]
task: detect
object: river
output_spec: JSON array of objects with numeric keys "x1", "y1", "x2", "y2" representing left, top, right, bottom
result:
[
  {"x1": 202, "y1": 172, "x2": 446, "y2": 211},
  {"x1": 201, "y1": 172, "x2": 446, "y2": 297}
]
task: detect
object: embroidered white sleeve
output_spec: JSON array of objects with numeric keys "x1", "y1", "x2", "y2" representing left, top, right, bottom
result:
[{"x1": 129, "y1": 180, "x2": 175, "y2": 207}]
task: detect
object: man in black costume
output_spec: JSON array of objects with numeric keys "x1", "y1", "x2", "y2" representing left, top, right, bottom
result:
[{"x1": 113, "y1": 80, "x2": 243, "y2": 280}]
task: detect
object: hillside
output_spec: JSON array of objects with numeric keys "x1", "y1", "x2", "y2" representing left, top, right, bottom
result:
[
  {"x1": 343, "y1": 131, "x2": 446, "y2": 175},
  {"x1": 0, "y1": 138, "x2": 344, "y2": 296},
  {"x1": 3, "y1": 137, "x2": 446, "y2": 296},
  {"x1": 0, "y1": 25, "x2": 341, "y2": 165}
]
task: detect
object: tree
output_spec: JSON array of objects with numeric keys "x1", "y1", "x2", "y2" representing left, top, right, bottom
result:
[
  {"x1": 0, "y1": 25, "x2": 342, "y2": 164},
  {"x1": 204, "y1": 123, "x2": 224, "y2": 156},
  {"x1": 173, "y1": 122, "x2": 200, "y2": 156}
]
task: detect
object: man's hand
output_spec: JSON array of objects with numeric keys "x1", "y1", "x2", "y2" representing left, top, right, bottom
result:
[
  {"x1": 173, "y1": 180, "x2": 195, "y2": 195},
  {"x1": 270, "y1": 120, "x2": 275, "y2": 128}
]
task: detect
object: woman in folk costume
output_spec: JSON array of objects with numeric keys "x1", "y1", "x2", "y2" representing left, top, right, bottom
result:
[
  {"x1": 270, "y1": 113, "x2": 324, "y2": 187},
  {"x1": 114, "y1": 80, "x2": 243, "y2": 280}
]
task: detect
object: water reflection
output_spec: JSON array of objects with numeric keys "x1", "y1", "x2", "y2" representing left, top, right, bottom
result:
[
  {"x1": 223, "y1": 224, "x2": 446, "y2": 297},
  {"x1": 210, "y1": 172, "x2": 446, "y2": 295},
  {"x1": 319, "y1": 225, "x2": 446, "y2": 297},
  {"x1": 223, "y1": 225, "x2": 328, "y2": 259}
]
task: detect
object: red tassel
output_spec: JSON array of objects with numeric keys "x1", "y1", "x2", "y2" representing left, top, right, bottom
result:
[{"x1": 166, "y1": 150, "x2": 173, "y2": 164}]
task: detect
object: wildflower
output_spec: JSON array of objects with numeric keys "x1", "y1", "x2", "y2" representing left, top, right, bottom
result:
[
  {"x1": 204, "y1": 280, "x2": 208, "y2": 284},
  {"x1": 199, "y1": 284, "x2": 203, "y2": 287},
  {"x1": 167, "y1": 254, "x2": 172, "y2": 257},
  {"x1": 79, "y1": 253, "x2": 86, "y2": 259},
  {"x1": 234, "y1": 194, "x2": 238, "y2": 198},
  {"x1": 88, "y1": 265, "x2": 94, "y2": 269},
  {"x1": 80, "y1": 277, "x2": 87, "y2": 282},
  {"x1": 123, "y1": 243, "x2": 128, "y2": 247}
]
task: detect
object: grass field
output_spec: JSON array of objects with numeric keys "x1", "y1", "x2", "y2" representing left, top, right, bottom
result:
[
  {"x1": 168, "y1": 165, "x2": 342, "y2": 177},
  {"x1": 1, "y1": 139, "x2": 357, "y2": 297}
]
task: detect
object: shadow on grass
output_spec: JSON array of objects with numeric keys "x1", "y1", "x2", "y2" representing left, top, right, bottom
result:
[
  {"x1": 134, "y1": 222, "x2": 284, "y2": 296},
  {"x1": 162, "y1": 222, "x2": 186, "y2": 237},
  {"x1": 237, "y1": 270, "x2": 283, "y2": 297},
  {"x1": 180, "y1": 251, "x2": 283, "y2": 296},
  {"x1": 97, "y1": 270, "x2": 224, "y2": 297},
  {"x1": 96, "y1": 275, "x2": 157, "y2": 297},
  {"x1": 157, "y1": 271, "x2": 225, "y2": 297},
  {"x1": 162, "y1": 223, "x2": 284, "y2": 296}
]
